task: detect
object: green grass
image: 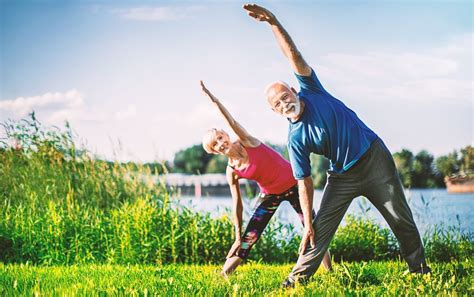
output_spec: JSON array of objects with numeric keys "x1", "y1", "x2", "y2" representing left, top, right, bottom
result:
[
  {"x1": 1, "y1": 115, "x2": 473, "y2": 296},
  {"x1": 0, "y1": 260, "x2": 472, "y2": 296}
]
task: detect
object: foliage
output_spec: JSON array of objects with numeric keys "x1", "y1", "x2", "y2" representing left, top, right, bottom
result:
[
  {"x1": 0, "y1": 114, "x2": 472, "y2": 267},
  {"x1": 393, "y1": 149, "x2": 443, "y2": 188},
  {"x1": 310, "y1": 154, "x2": 329, "y2": 189},
  {"x1": 423, "y1": 225, "x2": 474, "y2": 262},
  {"x1": 0, "y1": 261, "x2": 472, "y2": 295},
  {"x1": 0, "y1": 115, "x2": 295, "y2": 265},
  {"x1": 205, "y1": 154, "x2": 228, "y2": 173},
  {"x1": 393, "y1": 145, "x2": 473, "y2": 189},
  {"x1": 330, "y1": 215, "x2": 399, "y2": 262},
  {"x1": 173, "y1": 144, "x2": 229, "y2": 175},
  {"x1": 173, "y1": 144, "x2": 211, "y2": 174},
  {"x1": 120, "y1": 161, "x2": 170, "y2": 175},
  {"x1": 459, "y1": 146, "x2": 474, "y2": 172},
  {"x1": 435, "y1": 152, "x2": 460, "y2": 178},
  {"x1": 412, "y1": 150, "x2": 438, "y2": 188}
]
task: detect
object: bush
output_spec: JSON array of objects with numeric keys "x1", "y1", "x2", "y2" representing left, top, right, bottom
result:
[
  {"x1": 330, "y1": 215, "x2": 399, "y2": 262},
  {"x1": 424, "y1": 225, "x2": 474, "y2": 262}
]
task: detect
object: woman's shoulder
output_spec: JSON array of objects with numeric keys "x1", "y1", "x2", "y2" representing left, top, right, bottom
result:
[
  {"x1": 241, "y1": 138, "x2": 264, "y2": 149},
  {"x1": 239, "y1": 136, "x2": 261, "y2": 149}
]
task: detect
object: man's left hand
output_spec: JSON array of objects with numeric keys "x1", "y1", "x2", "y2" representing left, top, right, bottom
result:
[{"x1": 299, "y1": 225, "x2": 316, "y2": 255}]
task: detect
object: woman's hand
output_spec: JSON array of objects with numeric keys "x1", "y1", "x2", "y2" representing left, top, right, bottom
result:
[
  {"x1": 200, "y1": 80, "x2": 218, "y2": 103},
  {"x1": 226, "y1": 238, "x2": 242, "y2": 259}
]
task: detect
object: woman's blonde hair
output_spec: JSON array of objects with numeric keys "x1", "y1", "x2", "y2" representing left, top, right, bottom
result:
[{"x1": 202, "y1": 128, "x2": 229, "y2": 154}]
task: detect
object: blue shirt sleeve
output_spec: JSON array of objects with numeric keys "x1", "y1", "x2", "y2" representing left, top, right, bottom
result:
[
  {"x1": 288, "y1": 140, "x2": 312, "y2": 180},
  {"x1": 294, "y1": 68, "x2": 327, "y2": 94}
]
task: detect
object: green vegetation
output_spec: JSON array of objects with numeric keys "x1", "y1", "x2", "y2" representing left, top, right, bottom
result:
[
  {"x1": 0, "y1": 114, "x2": 294, "y2": 265},
  {"x1": 1, "y1": 261, "x2": 472, "y2": 296},
  {"x1": 1, "y1": 115, "x2": 472, "y2": 266},
  {"x1": 1, "y1": 114, "x2": 473, "y2": 295},
  {"x1": 393, "y1": 147, "x2": 473, "y2": 188}
]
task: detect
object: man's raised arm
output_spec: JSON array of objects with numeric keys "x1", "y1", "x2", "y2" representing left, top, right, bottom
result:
[{"x1": 243, "y1": 3, "x2": 311, "y2": 77}]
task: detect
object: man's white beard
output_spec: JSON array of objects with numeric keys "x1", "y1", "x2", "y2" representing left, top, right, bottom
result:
[{"x1": 283, "y1": 98, "x2": 301, "y2": 119}]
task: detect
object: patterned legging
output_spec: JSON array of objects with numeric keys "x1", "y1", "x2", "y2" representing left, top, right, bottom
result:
[{"x1": 237, "y1": 184, "x2": 316, "y2": 259}]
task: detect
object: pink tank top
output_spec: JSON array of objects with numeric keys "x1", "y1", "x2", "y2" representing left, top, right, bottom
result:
[{"x1": 233, "y1": 143, "x2": 297, "y2": 195}]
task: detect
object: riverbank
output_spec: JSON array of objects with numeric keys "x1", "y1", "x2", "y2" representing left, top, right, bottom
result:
[
  {"x1": 175, "y1": 188, "x2": 474, "y2": 236},
  {"x1": 1, "y1": 261, "x2": 472, "y2": 295}
]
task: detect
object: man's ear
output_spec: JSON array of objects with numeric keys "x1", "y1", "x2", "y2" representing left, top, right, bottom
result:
[{"x1": 291, "y1": 87, "x2": 297, "y2": 94}]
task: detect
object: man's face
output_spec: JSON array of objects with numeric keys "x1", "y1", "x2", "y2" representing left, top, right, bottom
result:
[{"x1": 266, "y1": 82, "x2": 300, "y2": 119}]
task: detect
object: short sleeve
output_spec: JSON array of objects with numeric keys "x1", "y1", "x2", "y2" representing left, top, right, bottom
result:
[
  {"x1": 287, "y1": 140, "x2": 312, "y2": 180},
  {"x1": 294, "y1": 68, "x2": 326, "y2": 94}
]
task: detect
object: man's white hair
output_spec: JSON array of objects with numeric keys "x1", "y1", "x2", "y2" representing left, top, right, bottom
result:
[{"x1": 264, "y1": 80, "x2": 291, "y2": 96}]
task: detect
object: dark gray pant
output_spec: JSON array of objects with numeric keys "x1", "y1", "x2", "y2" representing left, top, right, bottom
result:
[{"x1": 288, "y1": 138, "x2": 427, "y2": 282}]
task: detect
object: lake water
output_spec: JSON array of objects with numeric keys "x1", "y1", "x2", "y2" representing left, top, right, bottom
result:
[{"x1": 174, "y1": 189, "x2": 473, "y2": 236}]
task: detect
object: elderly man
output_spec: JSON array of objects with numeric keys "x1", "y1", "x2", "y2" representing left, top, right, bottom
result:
[{"x1": 243, "y1": 3, "x2": 430, "y2": 287}]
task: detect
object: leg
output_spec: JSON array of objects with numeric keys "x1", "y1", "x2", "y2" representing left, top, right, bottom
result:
[
  {"x1": 287, "y1": 189, "x2": 332, "y2": 272},
  {"x1": 287, "y1": 175, "x2": 357, "y2": 283},
  {"x1": 322, "y1": 250, "x2": 332, "y2": 271},
  {"x1": 362, "y1": 140, "x2": 428, "y2": 272},
  {"x1": 221, "y1": 195, "x2": 281, "y2": 275},
  {"x1": 221, "y1": 257, "x2": 243, "y2": 276}
]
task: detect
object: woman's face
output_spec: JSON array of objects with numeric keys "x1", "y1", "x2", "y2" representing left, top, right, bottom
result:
[{"x1": 209, "y1": 130, "x2": 231, "y2": 155}]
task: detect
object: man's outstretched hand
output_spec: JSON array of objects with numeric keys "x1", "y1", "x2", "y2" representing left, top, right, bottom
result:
[{"x1": 243, "y1": 3, "x2": 277, "y2": 25}]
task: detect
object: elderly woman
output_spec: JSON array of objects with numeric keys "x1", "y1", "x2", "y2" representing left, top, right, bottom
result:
[{"x1": 200, "y1": 81, "x2": 331, "y2": 276}]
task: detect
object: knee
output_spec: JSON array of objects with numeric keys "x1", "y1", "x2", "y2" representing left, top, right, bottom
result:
[{"x1": 389, "y1": 218, "x2": 418, "y2": 236}]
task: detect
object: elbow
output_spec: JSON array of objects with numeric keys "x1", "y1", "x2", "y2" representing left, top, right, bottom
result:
[
  {"x1": 297, "y1": 176, "x2": 313, "y2": 190},
  {"x1": 288, "y1": 49, "x2": 303, "y2": 63}
]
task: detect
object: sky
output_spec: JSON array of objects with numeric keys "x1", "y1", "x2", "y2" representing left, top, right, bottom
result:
[{"x1": 1, "y1": 0, "x2": 472, "y2": 162}]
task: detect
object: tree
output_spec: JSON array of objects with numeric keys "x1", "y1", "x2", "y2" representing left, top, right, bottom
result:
[
  {"x1": 459, "y1": 146, "x2": 474, "y2": 172},
  {"x1": 412, "y1": 150, "x2": 436, "y2": 188},
  {"x1": 393, "y1": 149, "x2": 414, "y2": 188},
  {"x1": 173, "y1": 144, "x2": 211, "y2": 174},
  {"x1": 205, "y1": 155, "x2": 228, "y2": 173},
  {"x1": 435, "y1": 152, "x2": 459, "y2": 178},
  {"x1": 311, "y1": 154, "x2": 329, "y2": 189}
]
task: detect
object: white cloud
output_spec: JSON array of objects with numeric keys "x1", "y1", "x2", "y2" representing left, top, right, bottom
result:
[
  {"x1": 110, "y1": 6, "x2": 203, "y2": 22},
  {"x1": 0, "y1": 89, "x2": 84, "y2": 118},
  {"x1": 0, "y1": 90, "x2": 140, "y2": 125},
  {"x1": 316, "y1": 33, "x2": 473, "y2": 105}
]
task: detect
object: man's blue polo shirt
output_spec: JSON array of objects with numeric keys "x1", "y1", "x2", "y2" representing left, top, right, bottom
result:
[{"x1": 288, "y1": 68, "x2": 378, "y2": 179}]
